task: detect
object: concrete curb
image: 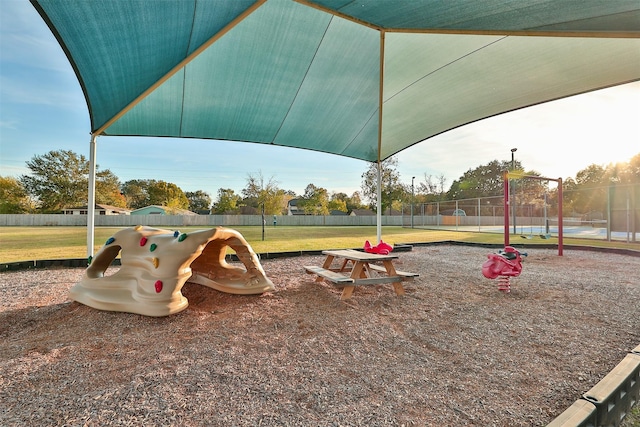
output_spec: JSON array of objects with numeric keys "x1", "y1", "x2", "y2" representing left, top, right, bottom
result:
[{"x1": 548, "y1": 345, "x2": 640, "y2": 426}]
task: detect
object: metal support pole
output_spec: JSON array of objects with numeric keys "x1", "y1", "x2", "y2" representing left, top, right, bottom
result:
[
  {"x1": 504, "y1": 171, "x2": 510, "y2": 247},
  {"x1": 606, "y1": 185, "x2": 611, "y2": 241},
  {"x1": 511, "y1": 148, "x2": 517, "y2": 235},
  {"x1": 627, "y1": 192, "x2": 631, "y2": 244},
  {"x1": 261, "y1": 204, "x2": 265, "y2": 241},
  {"x1": 87, "y1": 135, "x2": 97, "y2": 259},
  {"x1": 376, "y1": 161, "x2": 382, "y2": 243},
  {"x1": 558, "y1": 177, "x2": 563, "y2": 256},
  {"x1": 543, "y1": 191, "x2": 548, "y2": 234},
  {"x1": 411, "y1": 176, "x2": 415, "y2": 228}
]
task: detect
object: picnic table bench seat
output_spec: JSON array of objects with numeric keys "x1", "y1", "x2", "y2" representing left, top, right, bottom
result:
[
  {"x1": 303, "y1": 265, "x2": 355, "y2": 284},
  {"x1": 366, "y1": 263, "x2": 419, "y2": 278}
]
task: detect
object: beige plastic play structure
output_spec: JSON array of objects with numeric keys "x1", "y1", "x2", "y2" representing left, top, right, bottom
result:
[{"x1": 69, "y1": 226, "x2": 274, "y2": 316}]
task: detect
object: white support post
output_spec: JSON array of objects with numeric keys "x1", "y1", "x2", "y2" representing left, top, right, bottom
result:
[
  {"x1": 375, "y1": 30, "x2": 385, "y2": 244},
  {"x1": 87, "y1": 135, "x2": 97, "y2": 259},
  {"x1": 376, "y1": 160, "x2": 382, "y2": 243}
]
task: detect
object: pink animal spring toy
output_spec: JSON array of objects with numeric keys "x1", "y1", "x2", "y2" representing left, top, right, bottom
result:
[
  {"x1": 482, "y1": 246, "x2": 527, "y2": 293},
  {"x1": 364, "y1": 240, "x2": 393, "y2": 255}
]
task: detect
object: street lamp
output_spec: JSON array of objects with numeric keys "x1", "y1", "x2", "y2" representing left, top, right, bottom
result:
[
  {"x1": 411, "y1": 176, "x2": 415, "y2": 228},
  {"x1": 511, "y1": 148, "x2": 517, "y2": 235}
]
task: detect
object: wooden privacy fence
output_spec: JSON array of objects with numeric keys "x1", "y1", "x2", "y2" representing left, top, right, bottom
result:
[{"x1": 0, "y1": 214, "x2": 403, "y2": 227}]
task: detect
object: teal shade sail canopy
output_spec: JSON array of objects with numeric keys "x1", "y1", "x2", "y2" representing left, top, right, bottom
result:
[{"x1": 31, "y1": 0, "x2": 640, "y2": 163}]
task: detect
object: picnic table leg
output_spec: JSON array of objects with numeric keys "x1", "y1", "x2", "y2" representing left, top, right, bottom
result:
[
  {"x1": 340, "y1": 285, "x2": 355, "y2": 300},
  {"x1": 383, "y1": 260, "x2": 405, "y2": 296},
  {"x1": 322, "y1": 255, "x2": 335, "y2": 269},
  {"x1": 339, "y1": 261, "x2": 367, "y2": 300},
  {"x1": 316, "y1": 255, "x2": 336, "y2": 282}
]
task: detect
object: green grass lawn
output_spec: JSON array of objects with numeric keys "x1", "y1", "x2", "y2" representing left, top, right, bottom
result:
[{"x1": 1, "y1": 225, "x2": 638, "y2": 263}]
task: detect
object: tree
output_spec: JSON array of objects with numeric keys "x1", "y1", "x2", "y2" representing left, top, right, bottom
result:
[
  {"x1": 603, "y1": 155, "x2": 640, "y2": 185},
  {"x1": 146, "y1": 181, "x2": 189, "y2": 211},
  {"x1": 298, "y1": 184, "x2": 329, "y2": 215},
  {"x1": 555, "y1": 154, "x2": 639, "y2": 217},
  {"x1": 20, "y1": 150, "x2": 123, "y2": 213},
  {"x1": 446, "y1": 160, "x2": 515, "y2": 200},
  {"x1": 360, "y1": 156, "x2": 404, "y2": 214},
  {"x1": 418, "y1": 173, "x2": 447, "y2": 202},
  {"x1": 347, "y1": 191, "x2": 366, "y2": 212},
  {"x1": 0, "y1": 176, "x2": 34, "y2": 213},
  {"x1": 330, "y1": 191, "x2": 365, "y2": 213},
  {"x1": 242, "y1": 171, "x2": 285, "y2": 215},
  {"x1": 95, "y1": 170, "x2": 127, "y2": 208},
  {"x1": 327, "y1": 198, "x2": 347, "y2": 213},
  {"x1": 572, "y1": 164, "x2": 608, "y2": 214},
  {"x1": 186, "y1": 190, "x2": 212, "y2": 212},
  {"x1": 445, "y1": 159, "x2": 549, "y2": 218},
  {"x1": 121, "y1": 180, "x2": 149, "y2": 209},
  {"x1": 625, "y1": 153, "x2": 640, "y2": 182},
  {"x1": 121, "y1": 179, "x2": 189, "y2": 210},
  {"x1": 212, "y1": 188, "x2": 241, "y2": 214}
]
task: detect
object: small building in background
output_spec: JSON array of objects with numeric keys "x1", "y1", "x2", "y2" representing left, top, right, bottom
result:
[
  {"x1": 287, "y1": 199, "x2": 305, "y2": 216},
  {"x1": 62, "y1": 204, "x2": 131, "y2": 215},
  {"x1": 349, "y1": 209, "x2": 376, "y2": 216},
  {"x1": 130, "y1": 205, "x2": 197, "y2": 216}
]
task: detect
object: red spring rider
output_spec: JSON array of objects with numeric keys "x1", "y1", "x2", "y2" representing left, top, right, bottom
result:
[
  {"x1": 482, "y1": 246, "x2": 527, "y2": 293},
  {"x1": 364, "y1": 240, "x2": 393, "y2": 255}
]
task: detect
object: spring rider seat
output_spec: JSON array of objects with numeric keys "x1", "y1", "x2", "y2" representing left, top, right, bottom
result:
[
  {"x1": 363, "y1": 239, "x2": 393, "y2": 255},
  {"x1": 481, "y1": 246, "x2": 527, "y2": 293}
]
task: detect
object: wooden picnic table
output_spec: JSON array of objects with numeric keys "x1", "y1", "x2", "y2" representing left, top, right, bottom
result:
[{"x1": 304, "y1": 249, "x2": 418, "y2": 300}]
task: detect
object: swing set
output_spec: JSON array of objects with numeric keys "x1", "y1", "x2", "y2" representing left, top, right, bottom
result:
[
  {"x1": 518, "y1": 190, "x2": 551, "y2": 240},
  {"x1": 503, "y1": 171, "x2": 564, "y2": 256}
]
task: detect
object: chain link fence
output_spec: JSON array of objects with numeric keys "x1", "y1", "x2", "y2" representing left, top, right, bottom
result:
[{"x1": 403, "y1": 183, "x2": 639, "y2": 243}]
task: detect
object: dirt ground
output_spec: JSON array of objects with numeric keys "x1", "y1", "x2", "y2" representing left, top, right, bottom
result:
[{"x1": 1, "y1": 245, "x2": 639, "y2": 426}]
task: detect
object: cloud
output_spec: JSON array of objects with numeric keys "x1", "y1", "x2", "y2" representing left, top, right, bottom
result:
[
  {"x1": 0, "y1": 118, "x2": 19, "y2": 130},
  {"x1": 1, "y1": 3, "x2": 72, "y2": 72}
]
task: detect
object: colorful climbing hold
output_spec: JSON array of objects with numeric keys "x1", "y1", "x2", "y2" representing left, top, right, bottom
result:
[
  {"x1": 150, "y1": 243, "x2": 157, "y2": 252},
  {"x1": 152, "y1": 257, "x2": 159, "y2": 268},
  {"x1": 154, "y1": 280, "x2": 163, "y2": 293},
  {"x1": 173, "y1": 230, "x2": 180, "y2": 238},
  {"x1": 134, "y1": 225, "x2": 142, "y2": 231},
  {"x1": 106, "y1": 237, "x2": 115, "y2": 245},
  {"x1": 178, "y1": 233, "x2": 188, "y2": 242},
  {"x1": 87, "y1": 255, "x2": 93, "y2": 265},
  {"x1": 140, "y1": 236, "x2": 148, "y2": 246}
]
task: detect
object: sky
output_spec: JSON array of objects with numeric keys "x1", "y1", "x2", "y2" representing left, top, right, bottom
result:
[{"x1": 1, "y1": 0, "x2": 639, "y2": 202}]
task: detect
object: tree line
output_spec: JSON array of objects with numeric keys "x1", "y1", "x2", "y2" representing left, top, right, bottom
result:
[{"x1": 1, "y1": 149, "x2": 638, "y2": 216}]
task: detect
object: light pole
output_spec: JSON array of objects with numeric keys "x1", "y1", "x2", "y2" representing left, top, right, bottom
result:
[
  {"x1": 411, "y1": 176, "x2": 415, "y2": 228},
  {"x1": 511, "y1": 148, "x2": 517, "y2": 235}
]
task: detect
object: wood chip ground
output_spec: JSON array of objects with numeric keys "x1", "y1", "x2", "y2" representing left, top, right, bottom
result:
[{"x1": 1, "y1": 246, "x2": 639, "y2": 426}]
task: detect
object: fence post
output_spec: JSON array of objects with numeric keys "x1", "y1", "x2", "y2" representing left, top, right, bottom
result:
[
  {"x1": 607, "y1": 185, "x2": 612, "y2": 241},
  {"x1": 627, "y1": 191, "x2": 631, "y2": 244}
]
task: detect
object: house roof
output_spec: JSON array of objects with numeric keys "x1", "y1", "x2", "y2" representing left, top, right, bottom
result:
[
  {"x1": 64, "y1": 204, "x2": 131, "y2": 213},
  {"x1": 350, "y1": 209, "x2": 376, "y2": 216},
  {"x1": 130, "y1": 205, "x2": 198, "y2": 215}
]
